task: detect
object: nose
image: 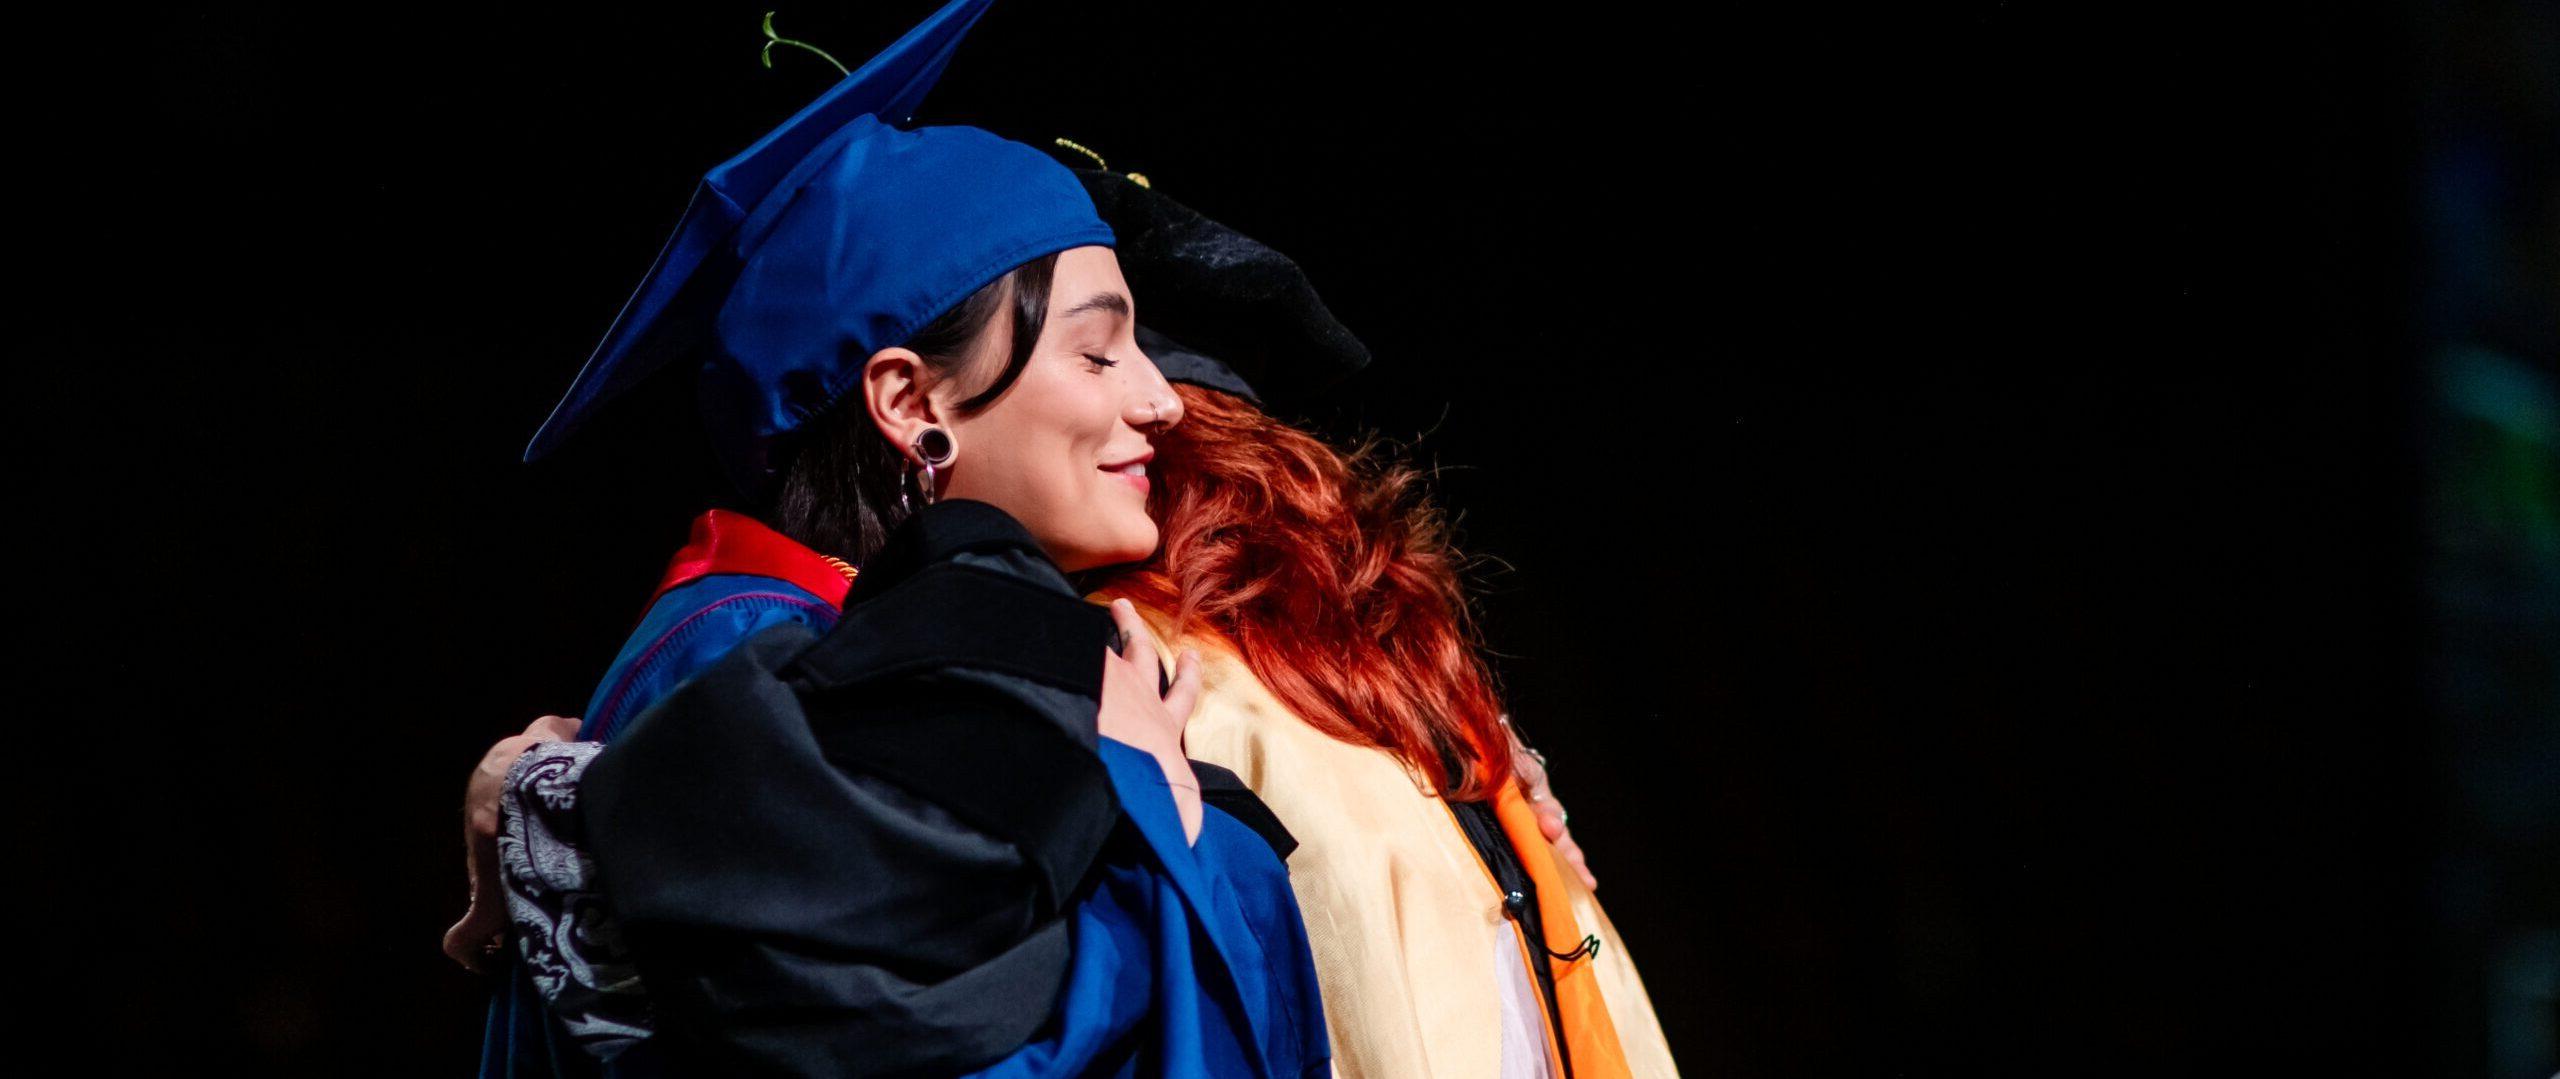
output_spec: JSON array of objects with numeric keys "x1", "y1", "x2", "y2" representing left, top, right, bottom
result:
[{"x1": 1124, "y1": 344, "x2": 1185, "y2": 433}]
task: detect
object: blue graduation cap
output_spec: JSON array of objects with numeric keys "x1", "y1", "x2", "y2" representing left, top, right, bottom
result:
[{"x1": 524, "y1": 0, "x2": 1114, "y2": 492}]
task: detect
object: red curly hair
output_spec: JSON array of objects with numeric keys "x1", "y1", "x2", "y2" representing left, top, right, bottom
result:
[{"x1": 1098, "y1": 384, "x2": 1516, "y2": 800}]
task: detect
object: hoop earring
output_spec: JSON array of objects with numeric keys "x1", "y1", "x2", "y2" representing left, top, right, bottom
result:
[{"x1": 908, "y1": 426, "x2": 955, "y2": 508}]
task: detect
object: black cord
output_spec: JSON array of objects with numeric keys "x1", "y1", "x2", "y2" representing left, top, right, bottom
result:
[{"x1": 1542, "y1": 933, "x2": 1602, "y2": 963}]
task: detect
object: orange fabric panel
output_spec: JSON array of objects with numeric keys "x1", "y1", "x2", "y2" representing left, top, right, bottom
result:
[{"x1": 1494, "y1": 784, "x2": 1633, "y2": 1079}]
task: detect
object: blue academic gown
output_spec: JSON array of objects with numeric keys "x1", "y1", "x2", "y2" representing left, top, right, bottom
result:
[
  {"x1": 479, "y1": 523, "x2": 1326, "y2": 1078},
  {"x1": 480, "y1": 572, "x2": 840, "y2": 1079},
  {"x1": 966, "y1": 738, "x2": 1326, "y2": 1078}
]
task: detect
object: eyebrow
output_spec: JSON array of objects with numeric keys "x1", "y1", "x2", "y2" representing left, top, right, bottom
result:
[{"x1": 1056, "y1": 291, "x2": 1132, "y2": 321}]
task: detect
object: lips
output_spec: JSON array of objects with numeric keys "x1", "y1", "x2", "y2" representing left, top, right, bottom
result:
[{"x1": 1100, "y1": 452, "x2": 1152, "y2": 493}]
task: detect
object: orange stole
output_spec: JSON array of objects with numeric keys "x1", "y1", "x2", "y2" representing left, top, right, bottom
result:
[{"x1": 1493, "y1": 783, "x2": 1633, "y2": 1079}]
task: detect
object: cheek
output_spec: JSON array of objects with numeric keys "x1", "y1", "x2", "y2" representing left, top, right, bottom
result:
[
  {"x1": 1020, "y1": 383, "x2": 1113, "y2": 513},
  {"x1": 960, "y1": 369, "x2": 1139, "y2": 554}
]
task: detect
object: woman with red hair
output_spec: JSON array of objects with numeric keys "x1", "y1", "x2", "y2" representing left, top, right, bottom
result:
[
  {"x1": 1070, "y1": 160, "x2": 1673, "y2": 1071},
  {"x1": 1098, "y1": 374, "x2": 1679, "y2": 1079},
  {"x1": 450, "y1": 163, "x2": 1679, "y2": 1077}
]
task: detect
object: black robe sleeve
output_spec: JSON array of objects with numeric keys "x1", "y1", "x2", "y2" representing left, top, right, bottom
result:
[
  {"x1": 581, "y1": 500, "x2": 1119, "y2": 1078},
  {"x1": 1190, "y1": 760, "x2": 1297, "y2": 861}
]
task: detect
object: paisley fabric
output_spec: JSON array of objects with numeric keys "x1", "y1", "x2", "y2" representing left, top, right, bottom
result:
[
  {"x1": 480, "y1": 570, "x2": 842, "y2": 1079},
  {"x1": 496, "y1": 741, "x2": 648, "y2": 1060},
  {"x1": 483, "y1": 502, "x2": 1328, "y2": 1077}
]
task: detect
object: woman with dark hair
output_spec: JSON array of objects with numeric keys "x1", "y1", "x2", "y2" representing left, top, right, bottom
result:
[
  {"x1": 456, "y1": 3, "x2": 1326, "y2": 1076},
  {"x1": 463, "y1": 149, "x2": 1675, "y2": 1075}
]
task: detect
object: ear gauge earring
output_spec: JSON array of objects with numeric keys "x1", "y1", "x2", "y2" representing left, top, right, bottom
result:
[{"x1": 906, "y1": 426, "x2": 956, "y2": 511}]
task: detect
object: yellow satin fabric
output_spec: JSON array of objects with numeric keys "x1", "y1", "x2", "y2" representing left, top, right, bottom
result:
[{"x1": 1120, "y1": 605, "x2": 1681, "y2": 1078}]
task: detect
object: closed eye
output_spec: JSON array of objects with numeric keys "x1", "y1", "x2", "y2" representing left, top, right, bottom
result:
[{"x1": 1084, "y1": 353, "x2": 1119, "y2": 370}]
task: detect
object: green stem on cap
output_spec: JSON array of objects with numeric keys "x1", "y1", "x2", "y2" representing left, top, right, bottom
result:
[{"x1": 760, "y1": 11, "x2": 849, "y2": 76}]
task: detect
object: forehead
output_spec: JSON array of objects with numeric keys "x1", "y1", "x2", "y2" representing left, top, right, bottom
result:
[{"x1": 1047, "y1": 245, "x2": 1132, "y2": 314}]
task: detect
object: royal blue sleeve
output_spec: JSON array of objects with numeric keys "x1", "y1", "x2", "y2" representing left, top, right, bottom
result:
[
  {"x1": 955, "y1": 740, "x2": 1329, "y2": 1079},
  {"x1": 576, "y1": 575, "x2": 838, "y2": 743},
  {"x1": 481, "y1": 573, "x2": 838, "y2": 1079},
  {"x1": 1191, "y1": 808, "x2": 1331, "y2": 1077}
]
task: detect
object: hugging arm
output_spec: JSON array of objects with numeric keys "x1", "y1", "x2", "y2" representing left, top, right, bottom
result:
[{"x1": 582, "y1": 547, "x2": 1123, "y2": 1078}]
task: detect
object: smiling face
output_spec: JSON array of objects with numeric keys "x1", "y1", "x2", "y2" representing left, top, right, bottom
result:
[{"x1": 913, "y1": 245, "x2": 1182, "y2": 572}]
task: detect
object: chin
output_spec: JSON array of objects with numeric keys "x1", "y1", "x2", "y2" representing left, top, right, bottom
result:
[{"x1": 1095, "y1": 522, "x2": 1160, "y2": 569}]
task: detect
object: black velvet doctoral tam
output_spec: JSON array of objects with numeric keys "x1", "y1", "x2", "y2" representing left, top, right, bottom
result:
[{"x1": 1074, "y1": 167, "x2": 1371, "y2": 411}]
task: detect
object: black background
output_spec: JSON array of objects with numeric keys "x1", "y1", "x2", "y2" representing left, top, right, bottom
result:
[{"x1": 30, "y1": 1, "x2": 2539, "y2": 1075}]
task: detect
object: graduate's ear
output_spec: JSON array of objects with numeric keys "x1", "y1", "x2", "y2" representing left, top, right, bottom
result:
[{"x1": 861, "y1": 346, "x2": 942, "y2": 463}]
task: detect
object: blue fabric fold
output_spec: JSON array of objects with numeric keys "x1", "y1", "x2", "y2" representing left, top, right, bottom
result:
[
  {"x1": 959, "y1": 740, "x2": 1328, "y2": 1078},
  {"x1": 479, "y1": 579, "x2": 1327, "y2": 1077}
]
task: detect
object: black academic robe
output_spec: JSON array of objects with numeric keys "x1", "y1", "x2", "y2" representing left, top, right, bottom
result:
[{"x1": 580, "y1": 499, "x2": 1121, "y2": 1076}]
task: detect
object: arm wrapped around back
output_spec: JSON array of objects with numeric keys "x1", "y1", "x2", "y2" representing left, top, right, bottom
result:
[{"x1": 582, "y1": 501, "x2": 1121, "y2": 1078}]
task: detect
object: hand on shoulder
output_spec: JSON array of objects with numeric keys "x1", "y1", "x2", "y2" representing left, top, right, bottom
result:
[{"x1": 1099, "y1": 598, "x2": 1206, "y2": 840}]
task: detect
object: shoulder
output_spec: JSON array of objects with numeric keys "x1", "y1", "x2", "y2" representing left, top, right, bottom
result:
[
  {"x1": 1097, "y1": 600, "x2": 1459, "y2": 865},
  {"x1": 652, "y1": 573, "x2": 839, "y2": 627},
  {"x1": 580, "y1": 573, "x2": 838, "y2": 742},
  {"x1": 1090, "y1": 597, "x2": 1435, "y2": 789},
  {"x1": 1089, "y1": 600, "x2": 1264, "y2": 729},
  {"x1": 632, "y1": 573, "x2": 841, "y2": 668}
]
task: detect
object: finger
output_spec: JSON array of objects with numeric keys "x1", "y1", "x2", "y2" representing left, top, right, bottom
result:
[
  {"x1": 1108, "y1": 599, "x2": 1160, "y2": 681},
  {"x1": 1512, "y1": 748, "x2": 1548, "y2": 796},
  {"x1": 449, "y1": 820, "x2": 512, "y2": 972},
  {"x1": 465, "y1": 754, "x2": 519, "y2": 839},
  {"x1": 480, "y1": 734, "x2": 541, "y2": 780},
  {"x1": 444, "y1": 905, "x2": 507, "y2": 971},
  {"x1": 490, "y1": 735, "x2": 532, "y2": 768},
  {"x1": 1535, "y1": 800, "x2": 1567, "y2": 842},
  {"x1": 468, "y1": 832, "x2": 505, "y2": 915},
  {"x1": 442, "y1": 916, "x2": 486, "y2": 974},
  {"x1": 442, "y1": 879, "x2": 506, "y2": 974},
  {"x1": 442, "y1": 862, "x2": 486, "y2": 973},
  {"x1": 1161, "y1": 649, "x2": 1203, "y2": 727},
  {"x1": 1559, "y1": 837, "x2": 1597, "y2": 890},
  {"x1": 1517, "y1": 770, "x2": 1548, "y2": 805},
  {"x1": 470, "y1": 732, "x2": 550, "y2": 836},
  {"x1": 525, "y1": 714, "x2": 581, "y2": 741},
  {"x1": 448, "y1": 917, "x2": 509, "y2": 974},
  {"x1": 466, "y1": 794, "x2": 499, "y2": 842}
]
